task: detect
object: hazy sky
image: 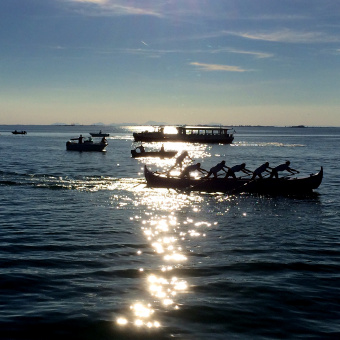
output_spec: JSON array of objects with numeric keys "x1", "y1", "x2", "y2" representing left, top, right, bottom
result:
[{"x1": 1, "y1": 0, "x2": 340, "y2": 126}]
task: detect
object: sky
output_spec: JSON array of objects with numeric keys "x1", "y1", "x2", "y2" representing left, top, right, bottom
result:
[{"x1": 1, "y1": 0, "x2": 340, "y2": 126}]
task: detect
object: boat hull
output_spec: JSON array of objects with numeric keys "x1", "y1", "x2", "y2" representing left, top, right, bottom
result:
[
  {"x1": 66, "y1": 141, "x2": 107, "y2": 151},
  {"x1": 90, "y1": 133, "x2": 110, "y2": 137},
  {"x1": 12, "y1": 131, "x2": 27, "y2": 135},
  {"x1": 133, "y1": 133, "x2": 234, "y2": 144},
  {"x1": 131, "y1": 150, "x2": 177, "y2": 158},
  {"x1": 144, "y1": 166, "x2": 323, "y2": 195}
]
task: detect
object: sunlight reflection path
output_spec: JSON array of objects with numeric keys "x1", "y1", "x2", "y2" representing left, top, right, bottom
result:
[{"x1": 116, "y1": 190, "x2": 215, "y2": 330}]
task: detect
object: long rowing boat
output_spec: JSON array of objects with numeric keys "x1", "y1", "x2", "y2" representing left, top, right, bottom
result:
[{"x1": 144, "y1": 166, "x2": 323, "y2": 195}]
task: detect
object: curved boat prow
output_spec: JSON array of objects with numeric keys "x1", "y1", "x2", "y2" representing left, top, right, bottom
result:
[
  {"x1": 144, "y1": 165, "x2": 151, "y2": 178},
  {"x1": 310, "y1": 166, "x2": 323, "y2": 190}
]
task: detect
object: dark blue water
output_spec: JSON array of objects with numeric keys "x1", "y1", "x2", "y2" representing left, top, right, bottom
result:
[{"x1": 1, "y1": 125, "x2": 340, "y2": 339}]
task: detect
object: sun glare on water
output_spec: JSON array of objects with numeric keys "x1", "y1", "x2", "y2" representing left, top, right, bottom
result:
[{"x1": 115, "y1": 189, "x2": 216, "y2": 331}]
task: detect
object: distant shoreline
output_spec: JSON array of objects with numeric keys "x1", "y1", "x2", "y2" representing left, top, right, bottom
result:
[{"x1": 0, "y1": 124, "x2": 339, "y2": 128}]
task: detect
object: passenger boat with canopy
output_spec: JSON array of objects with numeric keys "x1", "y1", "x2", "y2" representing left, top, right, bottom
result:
[{"x1": 133, "y1": 126, "x2": 234, "y2": 144}]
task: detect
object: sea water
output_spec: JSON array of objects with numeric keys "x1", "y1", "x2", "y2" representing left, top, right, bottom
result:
[{"x1": 1, "y1": 125, "x2": 340, "y2": 339}]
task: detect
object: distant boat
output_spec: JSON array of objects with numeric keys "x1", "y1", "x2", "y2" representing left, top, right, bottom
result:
[
  {"x1": 133, "y1": 125, "x2": 234, "y2": 144},
  {"x1": 89, "y1": 130, "x2": 110, "y2": 137},
  {"x1": 12, "y1": 130, "x2": 27, "y2": 135},
  {"x1": 66, "y1": 135, "x2": 108, "y2": 151},
  {"x1": 131, "y1": 149, "x2": 177, "y2": 158}
]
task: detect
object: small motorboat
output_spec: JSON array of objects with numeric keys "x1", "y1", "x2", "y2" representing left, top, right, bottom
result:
[
  {"x1": 12, "y1": 130, "x2": 27, "y2": 135},
  {"x1": 66, "y1": 135, "x2": 108, "y2": 151},
  {"x1": 89, "y1": 130, "x2": 110, "y2": 137},
  {"x1": 131, "y1": 149, "x2": 177, "y2": 158}
]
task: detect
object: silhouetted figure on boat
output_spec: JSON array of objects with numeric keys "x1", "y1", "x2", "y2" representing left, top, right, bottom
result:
[
  {"x1": 205, "y1": 160, "x2": 228, "y2": 178},
  {"x1": 71, "y1": 135, "x2": 84, "y2": 144},
  {"x1": 180, "y1": 163, "x2": 206, "y2": 179},
  {"x1": 225, "y1": 163, "x2": 253, "y2": 179},
  {"x1": 270, "y1": 161, "x2": 299, "y2": 179},
  {"x1": 136, "y1": 144, "x2": 145, "y2": 153},
  {"x1": 169, "y1": 151, "x2": 192, "y2": 171},
  {"x1": 251, "y1": 162, "x2": 272, "y2": 180}
]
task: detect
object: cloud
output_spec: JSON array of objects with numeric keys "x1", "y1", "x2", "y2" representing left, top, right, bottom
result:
[
  {"x1": 250, "y1": 14, "x2": 311, "y2": 21},
  {"x1": 126, "y1": 47, "x2": 272, "y2": 60},
  {"x1": 72, "y1": 0, "x2": 106, "y2": 3},
  {"x1": 211, "y1": 48, "x2": 273, "y2": 59},
  {"x1": 227, "y1": 29, "x2": 340, "y2": 43},
  {"x1": 190, "y1": 62, "x2": 248, "y2": 72},
  {"x1": 67, "y1": 0, "x2": 162, "y2": 17},
  {"x1": 48, "y1": 45, "x2": 66, "y2": 50}
]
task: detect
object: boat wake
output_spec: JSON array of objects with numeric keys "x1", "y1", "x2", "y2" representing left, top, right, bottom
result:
[
  {"x1": 0, "y1": 171, "x2": 145, "y2": 192},
  {"x1": 233, "y1": 142, "x2": 305, "y2": 147}
]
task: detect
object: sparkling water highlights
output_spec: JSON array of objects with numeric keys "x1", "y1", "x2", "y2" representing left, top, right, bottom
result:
[{"x1": 1, "y1": 125, "x2": 339, "y2": 339}]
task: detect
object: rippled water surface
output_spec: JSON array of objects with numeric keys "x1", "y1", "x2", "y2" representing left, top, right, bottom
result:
[{"x1": 1, "y1": 125, "x2": 340, "y2": 339}]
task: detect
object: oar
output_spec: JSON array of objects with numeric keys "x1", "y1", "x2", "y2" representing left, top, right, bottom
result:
[
  {"x1": 187, "y1": 171, "x2": 251, "y2": 194},
  {"x1": 155, "y1": 170, "x2": 169, "y2": 175},
  {"x1": 132, "y1": 182, "x2": 146, "y2": 188},
  {"x1": 229, "y1": 173, "x2": 271, "y2": 194},
  {"x1": 236, "y1": 174, "x2": 252, "y2": 179},
  {"x1": 270, "y1": 170, "x2": 299, "y2": 180},
  {"x1": 278, "y1": 172, "x2": 297, "y2": 180},
  {"x1": 230, "y1": 172, "x2": 298, "y2": 194},
  {"x1": 182, "y1": 171, "x2": 227, "y2": 192}
]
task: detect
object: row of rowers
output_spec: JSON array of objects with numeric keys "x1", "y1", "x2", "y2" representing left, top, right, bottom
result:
[{"x1": 169, "y1": 151, "x2": 299, "y2": 180}]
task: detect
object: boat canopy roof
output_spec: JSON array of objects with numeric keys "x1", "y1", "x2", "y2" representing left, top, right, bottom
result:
[{"x1": 177, "y1": 125, "x2": 233, "y2": 130}]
